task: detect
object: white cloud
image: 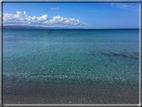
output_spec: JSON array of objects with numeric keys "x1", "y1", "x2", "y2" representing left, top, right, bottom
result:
[
  {"x1": 111, "y1": 3, "x2": 130, "y2": 9},
  {"x1": 111, "y1": 3, "x2": 138, "y2": 10},
  {"x1": 2, "y1": 11, "x2": 89, "y2": 28},
  {"x1": 24, "y1": 11, "x2": 26, "y2": 15},
  {"x1": 111, "y1": 3, "x2": 139, "y2": 12},
  {"x1": 49, "y1": 7, "x2": 60, "y2": 10}
]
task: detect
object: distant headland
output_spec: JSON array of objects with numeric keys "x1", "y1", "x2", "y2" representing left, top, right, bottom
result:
[{"x1": 2, "y1": 25, "x2": 139, "y2": 31}]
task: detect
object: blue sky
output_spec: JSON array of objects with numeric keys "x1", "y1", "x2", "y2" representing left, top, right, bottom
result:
[{"x1": 2, "y1": 2, "x2": 139, "y2": 29}]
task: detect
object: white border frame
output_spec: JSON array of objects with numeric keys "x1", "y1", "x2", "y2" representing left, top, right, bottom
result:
[{"x1": 1, "y1": 0, "x2": 141, "y2": 107}]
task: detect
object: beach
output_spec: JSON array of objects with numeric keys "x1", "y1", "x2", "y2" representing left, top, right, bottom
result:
[{"x1": 3, "y1": 84, "x2": 139, "y2": 104}]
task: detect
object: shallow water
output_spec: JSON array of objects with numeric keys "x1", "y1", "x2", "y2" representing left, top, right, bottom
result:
[{"x1": 3, "y1": 30, "x2": 139, "y2": 88}]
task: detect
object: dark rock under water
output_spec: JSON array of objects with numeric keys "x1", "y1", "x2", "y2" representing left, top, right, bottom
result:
[{"x1": 90, "y1": 51, "x2": 139, "y2": 60}]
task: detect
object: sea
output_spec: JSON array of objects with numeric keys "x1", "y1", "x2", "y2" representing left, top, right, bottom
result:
[{"x1": 2, "y1": 29, "x2": 139, "y2": 103}]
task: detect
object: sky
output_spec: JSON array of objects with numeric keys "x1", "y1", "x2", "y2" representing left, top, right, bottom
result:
[{"x1": 1, "y1": 1, "x2": 140, "y2": 29}]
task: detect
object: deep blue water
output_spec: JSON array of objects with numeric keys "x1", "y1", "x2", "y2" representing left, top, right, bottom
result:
[{"x1": 3, "y1": 30, "x2": 139, "y2": 88}]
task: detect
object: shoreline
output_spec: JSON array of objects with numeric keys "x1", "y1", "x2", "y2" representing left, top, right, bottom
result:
[{"x1": 3, "y1": 84, "x2": 139, "y2": 104}]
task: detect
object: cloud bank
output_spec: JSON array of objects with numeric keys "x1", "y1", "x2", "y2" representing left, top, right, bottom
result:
[{"x1": 2, "y1": 11, "x2": 89, "y2": 28}]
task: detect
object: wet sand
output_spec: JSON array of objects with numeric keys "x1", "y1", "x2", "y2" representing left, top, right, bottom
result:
[{"x1": 3, "y1": 84, "x2": 139, "y2": 104}]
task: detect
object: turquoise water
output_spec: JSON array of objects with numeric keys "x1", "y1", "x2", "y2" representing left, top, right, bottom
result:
[{"x1": 3, "y1": 30, "x2": 139, "y2": 88}]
